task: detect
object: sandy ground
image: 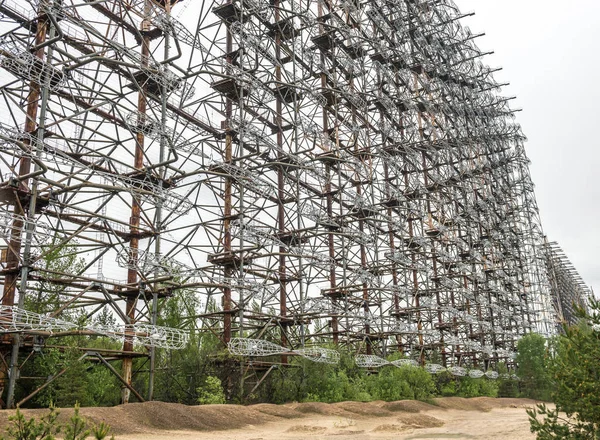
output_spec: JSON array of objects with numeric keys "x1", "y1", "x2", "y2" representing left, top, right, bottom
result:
[{"x1": 0, "y1": 398, "x2": 543, "y2": 440}]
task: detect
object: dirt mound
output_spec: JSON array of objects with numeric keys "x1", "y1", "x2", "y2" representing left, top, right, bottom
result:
[
  {"x1": 431, "y1": 397, "x2": 538, "y2": 413},
  {"x1": 485, "y1": 397, "x2": 539, "y2": 409},
  {"x1": 0, "y1": 402, "x2": 277, "y2": 435},
  {"x1": 332, "y1": 401, "x2": 393, "y2": 417},
  {"x1": 250, "y1": 403, "x2": 305, "y2": 419},
  {"x1": 0, "y1": 407, "x2": 138, "y2": 435},
  {"x1": 290, "y1": 401, "x2": 350, "y2": 417},
  {"x1": 333, "y1": 429, "x2": 365, "y2": 435},
  {"x1": 0, "y1": 397, "x2": 537, "y2": 437},
  {"x1": 83, "y1": 402, "x2": 275, "y2": 434},
  {"x1": 432, "y1": 397, "x2": 494, "y2": 412},
  {"x1": 382, "y1": 400, "x2": 438, "y2": 413},
  {"x1": 397, "y1": 413, "x2": 445, "y2": 428}
]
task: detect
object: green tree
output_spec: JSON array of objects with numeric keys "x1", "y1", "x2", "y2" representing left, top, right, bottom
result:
[
  {"x1": 516, "y1": 333, "x2": 552, "y2": 400},
  {"x1": 26, "y1": 237, "x2": 85, "y2": 315},
  {"x1": 197, "y1": 376, "x2": 226, "y2": 405},
  {"x1": 14, "y1": 238, "x2": 123, "y2": 408},
  {"x1": 52, "y1": 350, "x2": 94, "y2": 408},
  {"x1": 63, "y1": 404, "x2": 90, "y2": 440},
  {"x1": 528, "y1": 300, "x2": 600, "y2": 439},
  {"x1": 152, "y1": 288, "x2": 229, "y2": 404}
]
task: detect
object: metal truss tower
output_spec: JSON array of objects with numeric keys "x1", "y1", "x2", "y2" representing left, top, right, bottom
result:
[{"x1": 0, "y1": 0, "x2": 589, "y2": 405}]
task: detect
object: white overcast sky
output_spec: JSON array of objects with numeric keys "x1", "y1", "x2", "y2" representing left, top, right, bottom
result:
[{"x1": 457, "y1": 1, "x2": 600, "y2": 296}]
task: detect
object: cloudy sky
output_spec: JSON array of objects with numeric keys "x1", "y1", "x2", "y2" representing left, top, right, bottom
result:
[{"x1": 457, "y1": 0, "x2": 600, "y2": 296}]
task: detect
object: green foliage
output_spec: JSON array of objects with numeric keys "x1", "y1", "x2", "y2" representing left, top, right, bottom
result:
[
  {"x1": 497, "y1": 363, "x2": 518, "y2": 398},
  {"x1": 63, "y1": 404, "x2": 90, "y2": 440},
  {"x1": 267, "y1": 351, "x2": 438, "y2": 404},
  {"x1": 197, "y1": 376, "x2": 226, "y2": 405},
  {"x1": 91, "y1": 423, "x2": 113, "y2": 440},
  {"x1": 433, "y1": 371, "x2": 454, "y2": 396},
  {"x1": 54, "y1": 352, "x2": 93, "y2": 408},
  {"x1": 527, "y1": 403, "x2": 597, "y2": 440},
  {"x1": 433, "y1": 370, "x2": 498, "y2": 398},
  {"x1": 26, "y1": 237, "x2": 85, "y2": 315},
  {"x1": 366, "y1": 365, "x2": 435, "y2": 401},
  {"x1": 440, "y1": 381, "x2": 458, "y2": 397},
  {"x1": 456, "y1": 376, "x2": 498, "y2": 398},
  {"x1": 153, "y1": 329, "x2": 228, "y2": 404},
  {"x1": 62, "y1": 403, "x2": 113, "y2": 440},
  {"x1": 0, "y1": 404, "x2": 114, "y2": 440},
  {"x1": 516, "y1": 333, "x2": 552, "y2": 401},
  {"x1": 528, "y1": 300, "x2": 600, "y2": 439},
  {"x1": 17, "y1": 344, "x2": 121, "y2": 408},
  {"x1": 266, "y1": 352, "x2": 370, "y2": 404},
  {"x1": 0, "y1": 405, "x2": 60, "y2": 440},
  {"x1": 14, "y1": 238, "x2": 121, "y2": 409},
  {"x1": 150, "y1": 289, "x2": 249, "y2": 404}
]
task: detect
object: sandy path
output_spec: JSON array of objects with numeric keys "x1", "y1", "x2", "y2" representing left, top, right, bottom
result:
[{"x1": 117, "y1": 400, "x2": 540, "y2": 440}]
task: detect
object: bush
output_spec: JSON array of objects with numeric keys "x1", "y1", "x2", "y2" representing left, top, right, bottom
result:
[
  {"x1": 197, "y1": 376, "x2": 226, "y2": 405},
  {"x1": 367, "y1": 365, "x2": 435, "y2": 401},
  {"x1": 433, "y1": 371, "x2": 455, "y2": 396},
  {"x1": 433, "y1": 371, "x2": 498, "y2": 398},
  {"x1": 456, "y1": 377, "x2": 498, "y2": 398},
  {"x1": 266, "y1": 352, "x2": 371, "y2": 404},
  {"x1": 366, "y1": 367, "x2": 410, "y2": 401},
  {"x1": 0, "y1": 405, "x2": 60, "y2": 440},
  {"x1": 270, "y1": 354, "x2": 436, "y2": 404},
  {"x1": 0, "y1": 404, "x2": 115, "y2": 440},
  {"x1": 267, "y1": 349, "x2": 514, "y2": 404}
]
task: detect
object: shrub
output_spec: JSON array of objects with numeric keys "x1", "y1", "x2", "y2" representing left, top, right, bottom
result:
[
  {"x1": 267, "y1": 353, "x2": 372, "y2": 404},
  {"x1": 0, "y1": 405, "x2": 60, "y2": 440},
  {"x1": 0, "y1": 404, "x2": 114, "y2": 440},
  {"x1": 197, "y1": 376, "x2": 226, "y2": 405},
  {"x1": 366, "y1": 367, "x2": 411, "y2": 401},
  {"x1": 457, "y1": 377, "x2": 498, "y2": 398},
  {"x1": 433, "y1": 370, "x2": 498, "y2": 398},
  {"x1": 367, "y1": 365, "x2": 435, "y2": 401}
]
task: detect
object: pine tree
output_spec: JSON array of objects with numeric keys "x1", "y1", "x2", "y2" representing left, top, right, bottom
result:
[{"x1": 528, "y1": 300, "x2": 600, "y2": 438}]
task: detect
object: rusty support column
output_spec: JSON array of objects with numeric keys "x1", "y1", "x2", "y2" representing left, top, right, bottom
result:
[
  {"x1": 1, "y1": 2, "x2": 50, "y2": 407},
  {"x1": 121, "y1": 0, "x2": 151, "y2": 404}
]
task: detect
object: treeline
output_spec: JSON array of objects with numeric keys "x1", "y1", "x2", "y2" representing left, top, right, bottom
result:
[
  {"x1": 12, "y1": 282, "x2": 561, "y2": 407},
  {"x1": 14, "y1": 328, "x2": 542, "y2": 408},
  {"x1": 256, "y1": 353, "x2": 503, "y2": 404}
]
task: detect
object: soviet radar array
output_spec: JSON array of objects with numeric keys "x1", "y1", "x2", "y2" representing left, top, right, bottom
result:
[{"x1": 0, "y1": 0, "x2": 591, "y2": 407}]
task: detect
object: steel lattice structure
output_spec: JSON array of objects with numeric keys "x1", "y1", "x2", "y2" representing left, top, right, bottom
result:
[
  {"x1": 0, "y1": 0, "x2": 591, "y2": 406},
  {"x1": 545, "y1": 242, "x2": 592, "y2": 327}
]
